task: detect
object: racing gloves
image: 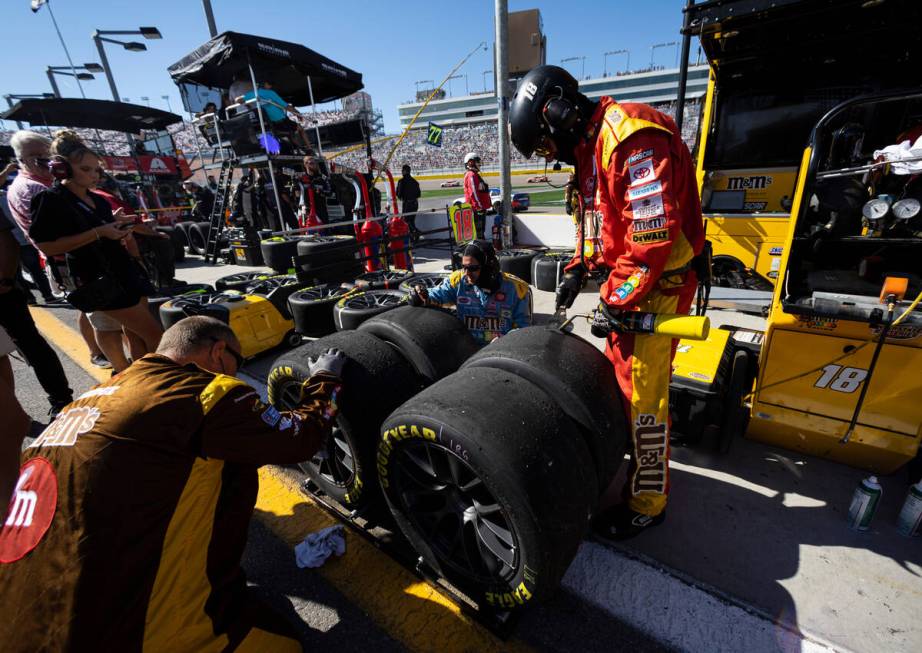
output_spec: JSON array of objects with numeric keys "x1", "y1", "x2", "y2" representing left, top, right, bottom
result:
[
  {"x1": 555, "y1": 269, "x2": 585, "y2": 310},
  {"x1": 407, "y1": 285, "x2": 429, "y2": 307},
  {"x1": 308, "y1": 347, "x2": 347, "y2": 379},
  {"x1": 590, "y1": 301, "x2": 622, "y2": 338}
]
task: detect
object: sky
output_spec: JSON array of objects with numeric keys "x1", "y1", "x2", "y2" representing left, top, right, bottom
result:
[{"x1": 1, "y1": 0, "x2": 692, "y2": 133}]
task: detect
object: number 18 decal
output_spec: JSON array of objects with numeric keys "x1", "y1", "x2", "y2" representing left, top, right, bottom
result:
[{"x1": 814, "y1": 364, "x2": 868, "y2": 393}]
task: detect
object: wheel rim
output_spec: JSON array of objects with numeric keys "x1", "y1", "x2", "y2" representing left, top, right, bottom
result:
[
  {"x1": 345, "y1": 292, "x2": 403, "y2": 309},
  {"x1": 392, "y1": 440, "x2": 518, "y2": 584},
  {"x1": 298, "y1": 285, "x2": 346, "y2": 302},
  {"x1": 277, "y1": 379, "x2": 356, "y2": 488}
]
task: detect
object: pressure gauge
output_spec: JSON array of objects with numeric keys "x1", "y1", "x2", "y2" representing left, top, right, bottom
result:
[
  {"x1": 891, "y1": 198, "x2": 921, "y2": 220},
  {"x1": 862, "y1": 198, "x2": 890, "y2": 223}
]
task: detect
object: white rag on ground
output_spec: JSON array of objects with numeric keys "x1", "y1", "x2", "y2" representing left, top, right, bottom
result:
[
  {"x1": 294, "y1": 524, "x2": 346, "y2": 568},
  {"x1": 873, "y1": 134, "x2": 922, "y2": 174}
]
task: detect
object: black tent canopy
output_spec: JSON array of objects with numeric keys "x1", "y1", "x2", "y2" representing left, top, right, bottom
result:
[
  {"x1": 1, "y1": 98, "x2": 182, "y2": 133},
  {"x1": 167, "y1": 31, "x2": 363, "y2": 106}
]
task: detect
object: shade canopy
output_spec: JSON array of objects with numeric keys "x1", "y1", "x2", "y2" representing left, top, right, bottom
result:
[
  {"x1": 167, "y1": 31, "x2": 363, "y2": 106},
  {"x1": 1, "y1": 98, "x2": 182, "y2": 133}
]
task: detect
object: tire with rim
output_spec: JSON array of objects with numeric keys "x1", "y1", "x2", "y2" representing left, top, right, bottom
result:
[
  {"x1": 261, "y1": 236, "x2": 302, "y2": 273},
  {"x1": 187, "y1": 221, "x2": 212, "y2": 256},
  {"x1": 215, "y1": 270, "x2": 277, "y2": 292},
  {"x1": 155, "y1": 226, "x2": 186, "y2": 263},
  {"x1": 358, "y1": 305, "x2": 479, "y2": 384},
  {"x1": 497, "y1": 249, "x2": 541, "y2": 284},
  {"x1": 531, "y1": 252, "x2": 572, "y2": 292},
  {"x1": 353, "y1": 269, "x2": 416, "y2": 291},
  {"x1": 288, "y1": 284, "x2": 351, "y2": 337},
  {"x1": 159, "y1": 290, "x2": 243, "y2": 329},
  {"x1": 379, "y1": 366, "x2": 598, "y2": 608},
  {"x1": 398, "y1": 272, "x2": 449, "y2": 293},
  {"x1": 462, "y1": 326, "x2": 627, "y2": 491},
  {"x1": 267, "y1": 330, "x2": 422, "y2": 510},
  {"x1": 333, "y1": 290, "x2": 405, "y2": 331},
  {"x1": 147, "y1": 282, "x2": 215, "y2": 325}
]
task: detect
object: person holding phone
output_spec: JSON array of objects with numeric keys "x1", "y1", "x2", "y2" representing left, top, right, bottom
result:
[{"x1": 29, "y1": 131, "x2": 162, "y2": 359}]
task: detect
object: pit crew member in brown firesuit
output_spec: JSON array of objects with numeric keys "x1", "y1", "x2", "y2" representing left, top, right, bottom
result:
[
  {"x1": 509, "y1": 65, "x2": 705, "y2": 539},
  {"x1": 0, "y1": 316, "x2": 346, "y2": 652},
  {"x1": 408, "y1": 239, "x2": 532, "y2": 344}
]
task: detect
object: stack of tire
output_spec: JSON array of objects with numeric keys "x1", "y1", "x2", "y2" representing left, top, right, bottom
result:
[
  {"x1": 267, "y1": 306, "x2": 480, "y2": 514},
  {"x1": 155, "y1": 225, "x2": 186, "y2": 263},
  {"x1": 379, "y1": 327, "x2": 626, "y2": 610},
  {"x1": 288, "y1": 284, "x2": 351, "y2": 337},
  {"x1": 497, "y1": 248, "x2": 543, "y2": 284},
  {"x1": 530, "y1": 250, "x2": 574, "y2": 292},
  {"x1": 260, "y1": 236, "x2": 304, "y2": 273},
  {"x1": 178, "y1": 221, "x2": 214, "y2": 257},
  {"x1": 296, "y1": 235, "x2": 362, "y2": 285}
]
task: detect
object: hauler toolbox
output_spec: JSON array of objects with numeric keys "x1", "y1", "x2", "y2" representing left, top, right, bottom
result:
[{"x1": 669, "y1": 327, "x2": 760, "y2": 452}]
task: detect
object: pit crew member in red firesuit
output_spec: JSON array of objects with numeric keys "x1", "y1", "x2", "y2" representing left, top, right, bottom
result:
[
  {"x1": 0, "y1": 316, "x2": 346, "y2": 652},
  {"x1": 509, "y1": 65, "x2": 705, "y2": 539},
  {"x1": 408, "y1": 239, "x2": 532, "y2": 344},
  {"x1": 463, "y1": 152, "x2": 492, "y2": 239}
]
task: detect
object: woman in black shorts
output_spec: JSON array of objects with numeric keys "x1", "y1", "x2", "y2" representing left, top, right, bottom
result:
[{"x1": 29, "y1": 136, "x2": 162, "y2": 354}]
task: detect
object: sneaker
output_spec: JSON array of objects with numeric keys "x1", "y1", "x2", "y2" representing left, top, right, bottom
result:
[
  {"x1": 48, "y1": 398, "x2": 72, "y2": 419},
  {"x1": 593, "y1": 505, "x2": 666, "y2": 541},
  {"x1": 90, "y1": 353, "x2": 113, "y2": 369},
  {"x1": 41, "y1": 295, "x2": 68, "y2": 306}
]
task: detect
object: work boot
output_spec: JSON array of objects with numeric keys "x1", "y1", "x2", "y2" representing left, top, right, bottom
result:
[{"x1": 593, "y1": 505, "x2": 666, "y2": 541}]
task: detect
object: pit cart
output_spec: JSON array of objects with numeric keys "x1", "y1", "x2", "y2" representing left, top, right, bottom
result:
[
  {"x1": 673, "y1": 88, "x2": 922, "y2": 474},
  {"x1": 676, "y1": 0, "x2": 922, "y2": 288}
]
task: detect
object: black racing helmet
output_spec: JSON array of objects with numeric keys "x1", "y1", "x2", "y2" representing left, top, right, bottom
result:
[{"x1": 509, "y1": 65, "x2": 584, "y2": 159}]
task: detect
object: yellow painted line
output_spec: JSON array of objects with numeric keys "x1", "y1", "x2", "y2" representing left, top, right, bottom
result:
[
  {"x1": 29, "y1": 307, "x2": 109, "y2": 383},
  {"x1": 31, "y1": 306, "x2": 531, "y2": 653}
]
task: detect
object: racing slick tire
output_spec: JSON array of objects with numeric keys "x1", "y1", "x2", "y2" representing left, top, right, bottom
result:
[
  {"x1": 174, "y1": 221, "x2": 194, "y2": 252},
  {"x1": 353, "y1": 269, "x2": 416, "y2": 291},
  {"x1": 147, "y1": 282, "x2": 215, "y2": 325},
  {"x1": 288, "y1": 284, "x2": 352, "y2": 337},
  {"x1": 187, "y1": 222, "x2": 212, "y2": 256},
  {"x1": 462, "y1": 326, "x2": 628, "y2": 492},
  {"x1": 497, "y1": 249, "x2": 541, "y2": 284},
  {"x1": 215, "y1": 270, "x2": 277, "y2": 292},
  {"x1": 379, "y1": 366, "x2": 598, "y2": 608},
  {"x1": 260, "y1": 236, "x2": 302, "y2": 273},
  {"x1": 531, "y1": 252, "x2": 573, "y2": 292},
  {"x1": 136, "y1": 233, "x2": 176, "y2": 290},
  {"x1": 398, "y1": 272, "x2": 449, "y2": 293},
  {"x1": 268, "y1": 330, "x2": 422, "y2": 511},
  {"x1": 296, "y1": 235, "x2": 362, "y2": 284},
  {"x1": 358, "y1": 305, "x2": 479, "y2": 384},
  {"x1": 158, "y1": 290, "x2": 242, "y2": 330},
  {"x1": 332, "y1": 290, "x2": 405, "y2": 331},
  {"x1": 716, "y1": 350, "x2": 750, "y2": 454},
  {"x1": 155, "y1": 226, "x2": 186, "y2": 263}
]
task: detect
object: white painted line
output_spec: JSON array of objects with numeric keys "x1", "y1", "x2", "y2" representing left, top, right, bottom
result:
[{"x1": 563, "y1": 540, "x2": 844, "y2": 653}]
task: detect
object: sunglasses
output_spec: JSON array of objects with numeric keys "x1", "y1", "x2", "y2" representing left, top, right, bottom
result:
[
  {"x1": 211, "y1": 337, "x2": 244, "y2": 368},
  {"x1": 462, "y1": 264, "x2": 481, "y2": 272}
]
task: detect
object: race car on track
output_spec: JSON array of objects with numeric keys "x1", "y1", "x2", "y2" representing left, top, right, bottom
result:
[
  {"x1": 439, "y1": 179, "x2": 462, "y2": 188},
  {"x1": 527, "y1": 175, "x2": 549, "y2": 183},
  {"x1": 453, "y1": 188, "x2": 530, "y2": 212}
]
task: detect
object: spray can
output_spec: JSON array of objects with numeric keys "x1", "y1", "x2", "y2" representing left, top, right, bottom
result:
[
  {"x1": 847, "y1": 475, "x2": 882, "y2": 531},
  {"x1": 896, "y1": 480, "x2": 922, "y2": 537}
]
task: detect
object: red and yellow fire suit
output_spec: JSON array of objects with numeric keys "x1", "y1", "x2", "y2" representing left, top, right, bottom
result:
[
  {"x1": 464, "y1": 169, "x2": 492, "y2": 213},
  {"x1": 568, "y1": 97, "x2": 705, "y2": 517}
]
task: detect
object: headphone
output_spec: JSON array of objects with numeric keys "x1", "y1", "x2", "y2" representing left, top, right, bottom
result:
[
  {"x1": 49, "y1": 156, "x2": 72, "y2": 181},
  {"x1": 542, "y1": 87, "x2": 579, "y2": 132}
]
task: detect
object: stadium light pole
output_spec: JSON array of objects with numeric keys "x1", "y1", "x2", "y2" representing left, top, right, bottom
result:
[
  {"x1": 46, "y1": 65, "x2": 101, "y2": 98},
  {"x1": 650, "y1": 41, "x2": 678, "y2": 69},
  {"x1": 201, "y1": 0, "x2": 218, "y2": 38},
  {"x1": 162, "y1": 95, "x2": 173, "y2": 112},
  {"x1": 561, "y1": 56, "x2": 585, "y2": 79},
  {"x1": 414, "y1": 79, "x2": 434, "y2": 99},
  {"x1": 495, "y1": 0, "x2": 512, "y2": 242},
  {"x1": 603, "y1": 49, "x2": 629, "y2": 77},
  {"x1": 93, "y1": 27, "x2": 162, "y2": 102},
  {"x1": 140, "y1": 96, "x2": 151, "y2": 107},
  {"x1": 482, "y1": 69, "x2": 493, "y2": 93}
]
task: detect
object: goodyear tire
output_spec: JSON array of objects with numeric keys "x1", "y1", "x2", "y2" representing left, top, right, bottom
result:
[
  {"x1": 498, "y1": 249, "x2": 540, "y2": 284},
  {"x1": 296, "y1": 235, "x2": 362, "y2": 284},
  {"x1": 155, "y1": 226, "x2": 186, "y2": 263},
  {"x1": 398, "y1": 272, "x2": 449, "y2": 293},
  {"x1": 358, "y1": 305, "x2": 479, "y2": 384},
  {"x1": 261, "y1": 236, "x2": 301, "y2": 273},
  {"x1": 333, "y1": 290, "x2": 405, "y2": 331},
  {"x1": 462, "y1": 326, "x2": 628, "y2": 491},
  {"x1": 353, "y1": 269, "x2": 416, "y2": 291},
  {"x1": 531, "y1": 252, "x2": 572, "y2": 292},
  {"x1": 268, "y1": 330, "x2": 422, "y2": 510},
  {"x1": 288, "y1": 284, "x2": 351, "y2": 337},
  {"x1": 175, "y1": 221, "x2": 194, "y2": 252},
  {"x1": 147, "y1": 282, "x2": 215, "y2": 326},
  {"x1": 379, "y1": 366, "x2": 598, "y2": 608},
  {"x1": 187, "y1": 221, "x2": 211, "y2": 256},
  {"x1": 215, "y1": 270, "x2": 277, "y2": 292},
  {"x1": 159, "y1": 290, "x2": 243, "y2": 329},
  {"x1": 136, "y1": 233, "x2": 176, "y2": 290},
  {"x1": 717, "y1": 351, "x2": 750, "y2": 454}
]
